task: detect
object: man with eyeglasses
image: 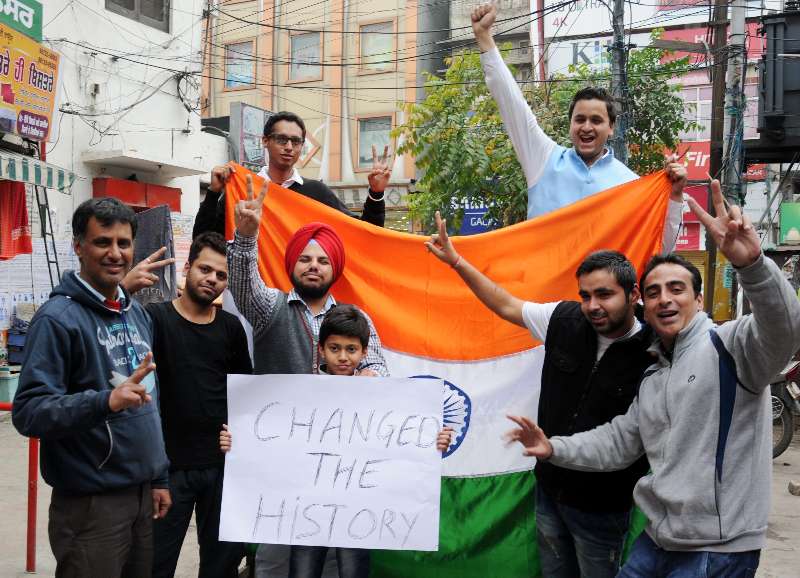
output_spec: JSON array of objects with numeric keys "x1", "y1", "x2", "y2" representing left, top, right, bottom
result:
[{"x1": 195, "y1": 111, "x2": 390, "y2": 237}]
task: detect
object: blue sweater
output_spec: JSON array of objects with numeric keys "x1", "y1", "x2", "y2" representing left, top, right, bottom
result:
[{"x1": 13, "y1": 272, "x2": 169, "y2": 495}]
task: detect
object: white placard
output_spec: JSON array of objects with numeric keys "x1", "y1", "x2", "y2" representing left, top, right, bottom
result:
[{"x1": 220, "y1": 374, "x2": 444, "y2": 551}]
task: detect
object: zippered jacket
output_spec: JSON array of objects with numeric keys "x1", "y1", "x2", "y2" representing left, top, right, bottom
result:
[
  {"x1": 13, "y1": 271, "x2": 169, "y2": 495},
  {"x1": 549, "y1": 255, "x2": 800, "y2": 552}
]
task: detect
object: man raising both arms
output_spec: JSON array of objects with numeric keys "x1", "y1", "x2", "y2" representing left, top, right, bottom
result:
[
  {"x1": 472, "y1": 1, "x2": 686, "y2": 244},
  {"x1": 195, "y1": 111, "x2": 392, "y2": 236}
]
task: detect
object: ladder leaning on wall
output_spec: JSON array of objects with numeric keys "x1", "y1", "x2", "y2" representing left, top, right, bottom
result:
[{"x1": 33, "y1": 143, "x2": 60, "y2": 291}]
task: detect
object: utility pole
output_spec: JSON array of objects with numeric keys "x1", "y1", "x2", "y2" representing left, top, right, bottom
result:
[
  {"x1": 609, "y1": 0, "x2": 629, "y2": 164},
  {"x1": 721, "y1": 0, "x2": 747, "y2": 317},
  {"x1": 706, "y1": 0, "x2": 729, "y2": 316},
  {"x1": 722, "y1": 0, "x2": 747, "y2": 205}
]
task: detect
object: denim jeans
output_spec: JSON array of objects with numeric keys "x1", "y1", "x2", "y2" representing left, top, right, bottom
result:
[
  {"x1": 535, "y1": 485, "x2": 630, "y2": 578},
  {"x1": 288, "y1": 546, "x2": 369, "y2": 578},
  {"x1": 617, "y1": 533, "x2": 760, "y2": 577}
]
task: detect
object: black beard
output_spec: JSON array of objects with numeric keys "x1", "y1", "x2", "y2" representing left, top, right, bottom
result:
[
  {"x1": 185, "y1": 282, "x2": 217, "y2": 306},
  {"x1": 292, "y1": 277, "x2": 332, "y2": 301}
]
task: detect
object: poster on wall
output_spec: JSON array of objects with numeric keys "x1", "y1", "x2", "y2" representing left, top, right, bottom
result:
[{"x1": 0, "y1": 21, "x2": 59, "y2": 141}]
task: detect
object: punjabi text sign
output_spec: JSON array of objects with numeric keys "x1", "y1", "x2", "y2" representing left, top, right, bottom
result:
[
  {"x1": 220, "y1": 374, "x2": 443, "y2": 551},
  {"x1": 0, "y1": 22, "x2": 58, "y2": 141}
]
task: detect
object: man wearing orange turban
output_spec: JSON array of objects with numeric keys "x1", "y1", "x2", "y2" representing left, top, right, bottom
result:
[
  {"x1": 227, "y1": 175, "x2": 387, "y2": 377},
  {"x1": 225, "y1": 177, "x2": 388, "y2": 576}
]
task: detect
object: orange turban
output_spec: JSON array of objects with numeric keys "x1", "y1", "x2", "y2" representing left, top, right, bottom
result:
[{"x1": 284, "y1": 222, "x2": 345, "y2": 281}]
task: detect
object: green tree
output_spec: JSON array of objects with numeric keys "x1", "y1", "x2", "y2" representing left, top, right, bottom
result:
[
  {"x1": 394, "y1": 49, "x2": 528, "y2": 231},
  {"x1": 395, "y1": 33, "x2": 696, "y2": 232}
]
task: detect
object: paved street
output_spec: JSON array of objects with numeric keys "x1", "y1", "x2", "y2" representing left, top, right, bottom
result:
[
  {"x1": 1, "y1": 412, "x2": 798, "y2": 577},
  {"x1": 0, "y1": 412, "x2": 203, "y2": 578}
]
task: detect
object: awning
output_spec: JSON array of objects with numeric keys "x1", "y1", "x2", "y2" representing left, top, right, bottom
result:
[
  {"x1": 0, "y1": 152, "x2": 77, "y2": 193},
  {"x1": 81, "y1": 149, "x2": 207, "y2": 178}
]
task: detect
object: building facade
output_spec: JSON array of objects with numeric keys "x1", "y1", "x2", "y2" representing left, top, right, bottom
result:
[
  {"x1": 43, "y1": 0, "x2": 225, "y2": 234},
  {"x1": 203, "y1": 0, "x2": 450, "y2": 229}
]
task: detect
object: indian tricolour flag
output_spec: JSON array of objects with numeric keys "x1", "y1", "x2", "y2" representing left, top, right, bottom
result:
[{"x1": 225, "y1": 167, "x2": 672, "y2": 577}]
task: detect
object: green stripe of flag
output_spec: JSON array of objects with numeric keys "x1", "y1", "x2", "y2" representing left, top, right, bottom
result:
[
  {"x1": 372, "y1": 471, "x2": 538, "y2": 578},
  {"x1": 371, "y1": 472, "x2": 648, "y2": 578}
]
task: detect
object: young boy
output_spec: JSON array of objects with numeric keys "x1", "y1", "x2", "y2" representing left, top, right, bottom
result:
[{"x1": 221, "y1": 304, "x2": 452, "y2": 578}]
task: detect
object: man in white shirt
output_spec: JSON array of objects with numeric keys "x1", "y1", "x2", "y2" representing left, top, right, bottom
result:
[{"x1": 426, "y1": 213, "x2": 659, "y2": 578}]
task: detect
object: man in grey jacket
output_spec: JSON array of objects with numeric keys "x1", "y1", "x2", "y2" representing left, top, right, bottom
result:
[{"x1": 506, "y1": 180, "x2": 800, "y2": 576}]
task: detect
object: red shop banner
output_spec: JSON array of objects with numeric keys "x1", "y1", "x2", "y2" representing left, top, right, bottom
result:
[{"x1": 666, "y1": 142, "x2": 766, "y2": 182}]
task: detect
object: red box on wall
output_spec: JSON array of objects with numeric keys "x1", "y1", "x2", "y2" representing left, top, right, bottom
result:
[
  {"x1": 145, "y1": 183, "x2": 181, "y2": 212},
  {"x1": 92, "y1": 178, "x2": 181, "y2": 212},
  {"x1": 92, "y1": 177, "x2": 147, "y2": 208}
]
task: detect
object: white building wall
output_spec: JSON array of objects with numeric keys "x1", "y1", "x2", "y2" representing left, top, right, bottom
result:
[{"x1": 43, "y1": 0, "x2": 226, "y2": 236}]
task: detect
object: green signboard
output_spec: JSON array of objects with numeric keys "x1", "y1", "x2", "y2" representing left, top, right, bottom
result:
[
  {"x1": 0, "y1": 0, "x2": 42, "y2": 42},
  {"x1": 780, "y1": 202, "x2": 800, "y2": 244}
]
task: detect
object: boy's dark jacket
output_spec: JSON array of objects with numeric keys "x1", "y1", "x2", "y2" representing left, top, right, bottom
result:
[{"x1": 13, "y1": 272, "x2": 169, "y2": 495}]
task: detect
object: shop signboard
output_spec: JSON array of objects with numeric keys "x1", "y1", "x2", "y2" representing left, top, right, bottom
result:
[
  {"x1": 0, "y1": 0, "x2": 41, "y2": 42},
  {"x1": 0, "y1": 22, "x2": 58, "y2": 141}
]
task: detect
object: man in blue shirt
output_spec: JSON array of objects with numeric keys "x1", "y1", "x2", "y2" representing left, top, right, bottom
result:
[{"x1": 472, "y1": 2, "x2": 686, "y2": 229}]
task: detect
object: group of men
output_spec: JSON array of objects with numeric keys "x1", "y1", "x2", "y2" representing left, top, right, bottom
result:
[
  {"x1": 8, "y1": 3, "x2": 800, "y2": 578},
  {"x1": 11, "y1": 108, "x2": 394, "y2": 578}
]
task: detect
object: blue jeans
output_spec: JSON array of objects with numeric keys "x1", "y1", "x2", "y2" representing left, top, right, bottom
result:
[
  {"x1": 617, "y1": 533, "x2": 760, "y2": 577},
  {"x1": 535, "y1": 485, "x2": 630, "y2": 578},
  {"x1": 288, "y1": 545, "x2": 370, "y2": 578}
]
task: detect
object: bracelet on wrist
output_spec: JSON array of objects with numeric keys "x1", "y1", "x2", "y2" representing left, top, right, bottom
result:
[
  {"x1": 367, "y1": 189, "x2": 385, "y2": 202},
  {"x1": 451, "y1": 255, "x2": 462, "y2": 269}
]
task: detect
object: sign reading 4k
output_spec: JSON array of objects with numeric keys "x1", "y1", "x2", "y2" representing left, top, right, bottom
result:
[{"x1": 0, "y1": 0, "x2": 41, "y2": 42}]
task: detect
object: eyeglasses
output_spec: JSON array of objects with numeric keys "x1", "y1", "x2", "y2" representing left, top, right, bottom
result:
[{"x1": 268, "y1": 134, "x2": 305, "y2": 148}]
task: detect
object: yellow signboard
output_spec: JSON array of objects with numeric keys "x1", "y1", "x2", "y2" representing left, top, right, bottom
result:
[{"x1": 0, "y1": 22, "x2": 58, "y2": 141}]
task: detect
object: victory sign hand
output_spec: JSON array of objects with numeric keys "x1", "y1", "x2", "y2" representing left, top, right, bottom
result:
[
  {"x1": 121, "y1": 247, "x2": 175, "y2": 294},
  {"x1": 367, "y1": 145, "x2": 392, "y2": 194},
  {"x1": 685, "y1": 179, "x2": 760, "y2": 268},
  {"x1": 108, "y1": 352, "x2": 156, "y2": 412},
  {"x1": 234, "y1": 175, "x2": 268, "y2": 238},
  {"x1": 424, "y1": 211, "x2": 460, "y2": 267}
]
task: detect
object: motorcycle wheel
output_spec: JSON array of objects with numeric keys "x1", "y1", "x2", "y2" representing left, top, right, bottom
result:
[{"x1": 772, "y1": 394, "x2": 794, "y2": 459}]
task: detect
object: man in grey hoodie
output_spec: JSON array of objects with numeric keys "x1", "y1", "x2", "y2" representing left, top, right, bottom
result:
[{"x1": 506, "y1": 180, "x2": 800, "y2": 576}]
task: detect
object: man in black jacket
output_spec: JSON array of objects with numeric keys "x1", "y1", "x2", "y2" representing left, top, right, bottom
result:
[
  {"x1": 194, "y1": 111, "x2": 390, "y2": 237},
  {"x1": 426, "y1": 212, "x2": 652, "y2": 578}
]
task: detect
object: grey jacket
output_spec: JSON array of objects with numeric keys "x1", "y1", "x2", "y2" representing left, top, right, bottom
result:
[{"x1": 549, "y1": 255, "x2": 800, "y2": 552}]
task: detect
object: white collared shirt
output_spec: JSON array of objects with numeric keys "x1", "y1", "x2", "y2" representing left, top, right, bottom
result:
[
  {"x1": 257, "y1": 166, "x2": 304, "y2": 188},
  {"x1": 73, "y1": 271, "x2": 125, "y2": 305}
]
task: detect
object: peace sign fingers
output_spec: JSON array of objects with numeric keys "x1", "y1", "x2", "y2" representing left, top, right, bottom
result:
[
  {"x1": 235, "y1": 174, "x2": 267, "y2": 238},
  {"x1": 686, "y1": 179, "x2": 761, "y2": 267},
  {"x1": 368, "y1": 144, "x2": 393, "y2": 194}
]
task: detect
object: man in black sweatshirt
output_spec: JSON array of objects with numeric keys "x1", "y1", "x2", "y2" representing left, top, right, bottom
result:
[
  {"x1": 146, "y1": 232, "x2": 252, "y2": 578},
  {"x1": 194, "y1": 111, "x2": 390, "y2": 237}
]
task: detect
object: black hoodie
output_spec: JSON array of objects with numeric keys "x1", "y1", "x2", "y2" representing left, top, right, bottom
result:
[{"x1": 13, "y1": 271, "x2": 169, "y2": 495}]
